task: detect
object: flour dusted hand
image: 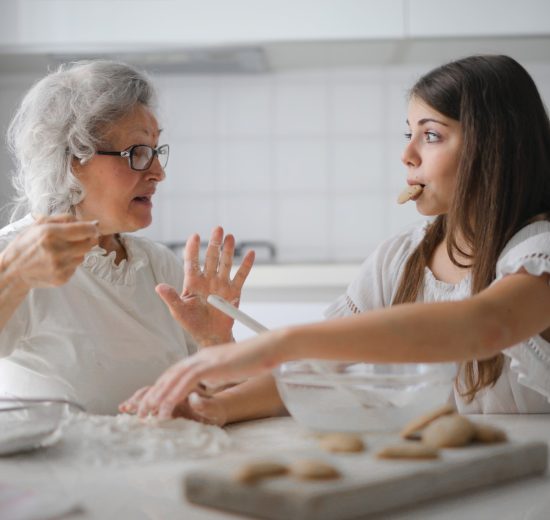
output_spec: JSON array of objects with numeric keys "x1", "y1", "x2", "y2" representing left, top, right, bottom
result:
[
  {"x1": 120, "y1": 385, "x2": 228, "y2": 426},
  {"x1": 156, "y1": 226, "x2": 255, "y2": 346},
  {"x1": 0, "y1": 214, "x2": 99, "y2": 289},
  {"x1": 133, "y1": 332, "x2": 282, "y2": 419}
]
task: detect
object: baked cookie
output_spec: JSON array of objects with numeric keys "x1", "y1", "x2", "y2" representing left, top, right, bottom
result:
[
  {"x1": 319, "y1": 433, "x2": 365, "y2": 453},
  {"x1": 422, "y1": 414, "x2": 476, "y2": 448},
  {"x1": 400, "y1": 403, "x2": 456, "y2": 440},
  {"x1": 397, "y1": 184, "x2": 424, "y2": 204},
  {"x1": 473, "y1": 423, "x2": 508, "y2": 444},
  {"x1": 234, "y1": 461, "x2": 288, "y2": 484},
  {"x1": 289, "y1": 459, "x2": 340, "y2": 480},
  {"x1": 376, "y1": 442, "x2": 439, "y2": 460}
]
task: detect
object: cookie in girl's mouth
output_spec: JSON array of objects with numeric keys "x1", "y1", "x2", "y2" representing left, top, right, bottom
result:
[{"x1": 397, "y1": 184, "x2": 424, "y2": 204}]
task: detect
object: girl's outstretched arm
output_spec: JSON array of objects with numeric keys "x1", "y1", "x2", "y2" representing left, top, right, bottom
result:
[
  {"x1": 294, "y1": 270, "x2": 550, "y2": 364},
  {"x1": 133, "y1": 271, "x2": 550, "y2": 419}
]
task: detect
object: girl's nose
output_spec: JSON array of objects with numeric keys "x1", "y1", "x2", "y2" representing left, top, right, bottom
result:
[{"x1": 401, "y1": 140, "x2": 420, "y2": 168}]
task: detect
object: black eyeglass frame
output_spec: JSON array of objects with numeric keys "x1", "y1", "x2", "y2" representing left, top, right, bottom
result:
[{"x1": 96, "y1": 144, "x2": 169, "y2": 171}]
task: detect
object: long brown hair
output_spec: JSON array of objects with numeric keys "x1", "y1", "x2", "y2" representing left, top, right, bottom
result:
[{"x1": 392, "y1": 55, "x2": 550, "y2": 401}]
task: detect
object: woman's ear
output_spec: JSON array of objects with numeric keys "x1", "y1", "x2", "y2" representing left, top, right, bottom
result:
[{"x1": 71, "y1": 156, "x2": 82, "y2": 176}]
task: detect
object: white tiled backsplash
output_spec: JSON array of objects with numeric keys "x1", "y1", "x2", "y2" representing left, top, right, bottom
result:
[
  {"x1": 141, "y1": 66, "x2": 426, "y2": 262},
  {"x1": 1, "y1": 61, "x2": 550, "y2": 262}
]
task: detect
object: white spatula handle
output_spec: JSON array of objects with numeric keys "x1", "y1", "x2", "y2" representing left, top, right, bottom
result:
[{"x1": 207, "y1": 294, "x2": 269, "y2": 334}]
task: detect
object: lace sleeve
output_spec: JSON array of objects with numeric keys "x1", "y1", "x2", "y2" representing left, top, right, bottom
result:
[
  {"x1": 496, "y1": 227, "x2": 550, "y2": 401},
  {"x1": 496, "y1": 230, "x2": 550, "y2": 283},
  {"x1": 505, "y1": 335, "x2": 550, "y2": 402}
]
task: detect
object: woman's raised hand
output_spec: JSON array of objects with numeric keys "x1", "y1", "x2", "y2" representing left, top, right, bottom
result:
[
  {"x1": 0, "y1": 214, "x2": 99, "y2": 290},
  {"x1": 156, "y1": 226, "x2": 255, "y2": 346}
]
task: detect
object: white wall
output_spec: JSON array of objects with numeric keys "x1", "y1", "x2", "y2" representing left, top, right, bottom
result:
[
  {"x1": 0, "y1": 77, "x2": 37, "y2": 223},
  {"x1": 143, "y1": 66, "x2": 417, "y2": 262},
  {"x1": 1, "y1": 60, "x2": 550, "y2": 262}
]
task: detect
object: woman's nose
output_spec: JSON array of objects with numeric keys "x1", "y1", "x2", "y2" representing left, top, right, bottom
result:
[{"x1": 145, "y1": 157, "x2": 166, "y2": 182}]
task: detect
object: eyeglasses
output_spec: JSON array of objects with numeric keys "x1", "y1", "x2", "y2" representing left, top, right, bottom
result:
[{"x1": 96, "y1": 144, "x2": 169, "y2": 171}]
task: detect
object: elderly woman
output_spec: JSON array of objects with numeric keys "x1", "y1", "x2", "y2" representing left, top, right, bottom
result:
[{"x1": 0, "y1": 60, "x2": 254, "y2": 414}]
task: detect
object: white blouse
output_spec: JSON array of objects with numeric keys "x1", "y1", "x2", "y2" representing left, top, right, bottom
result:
[
  {"x1": 325, "y1": 220, "x2": 550, "y2": 414},
  {"x1": 0, "y1": 215, "x2": 198, "y2": 414}
]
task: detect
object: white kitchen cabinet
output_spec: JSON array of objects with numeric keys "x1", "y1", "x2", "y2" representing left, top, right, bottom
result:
[
  {"x1": 0, "y1": 0, "x2": 405, "y2": 51},
  {"x1": 408, "y1": 0, "x2": 550, "y2": 38},
  {"x1": 3, "y1": 0, "x2": 550, "y2": 53},
  {"x1": 2, "y1": 0, "x2": 550, "y2": 53}
]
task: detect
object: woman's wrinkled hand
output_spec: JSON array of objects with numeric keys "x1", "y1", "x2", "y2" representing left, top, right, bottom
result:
[
  {"x1": 129, "y1": 333, "x2": 282, "y2": 420},
  {"x1": 119, "y1": 385, "x2": 151, "y2": 414},
  {"x1": 0, "y1": 214, "x2": 99, "y2": 290},
  {"x1": 156, "y1": 226, "x2": 255, "y2": 346}
]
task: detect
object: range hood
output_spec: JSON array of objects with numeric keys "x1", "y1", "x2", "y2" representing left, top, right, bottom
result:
[
  {"x1": 1, "y1": 35, "x2": 550, "y2": 77},
  {"x1": 50, "y1": 47, "x2": 270, "y2": 75}
]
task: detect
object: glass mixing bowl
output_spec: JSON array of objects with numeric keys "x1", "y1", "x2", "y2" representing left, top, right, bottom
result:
[{"x1": 273, "y1": 361, "x2": 457, "y2": 432}]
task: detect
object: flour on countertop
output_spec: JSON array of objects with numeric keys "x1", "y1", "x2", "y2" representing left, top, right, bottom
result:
[{"x1": 56, "y1": 412, "x2": 231, "y2": 466}]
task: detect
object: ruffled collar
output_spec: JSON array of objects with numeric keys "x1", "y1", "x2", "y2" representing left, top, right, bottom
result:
[
  {"x1": 82, "y1": 234, "x2": 149, "y2": 285},
  {"x1": 423, "y1": 267, "x2": 471, "y2": 296}
]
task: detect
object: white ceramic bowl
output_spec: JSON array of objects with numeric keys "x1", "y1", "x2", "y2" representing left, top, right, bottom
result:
[
  {"x1": 273, "y1": 361, "x2": 456, "y2": 432},
  {"x1": 0, "y1": 398, "x2": 82, "y2": 455}
]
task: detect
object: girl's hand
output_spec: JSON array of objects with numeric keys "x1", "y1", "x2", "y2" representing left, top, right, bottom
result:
[
  {"x1": 173, "y1": 392, "x2": 228, "y2": 426},
  {"x1": 119, "y1": 386, "x2": 228, "y2": 426},
  {"x1": 0, "y1": 214, "x2": 99, "y2": 290},
  {"x1": 133, "y1": 333, "x2": 284, "y2": 420},
  {"x1": 156, "y1": 227, "x2": 255, "y2": 346}
]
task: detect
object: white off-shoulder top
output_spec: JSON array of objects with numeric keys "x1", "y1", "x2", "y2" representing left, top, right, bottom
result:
[
  {"x1": 0, "y1": 215, "x2": 198, "y2": 414},
  {"x1": 325, "y1": 220, "x2": 550, "y2": 414}
]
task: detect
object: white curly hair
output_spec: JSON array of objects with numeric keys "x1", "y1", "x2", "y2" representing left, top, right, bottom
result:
[{"x1": 7, "y1": 60, "x2": 156, "y2": 220}]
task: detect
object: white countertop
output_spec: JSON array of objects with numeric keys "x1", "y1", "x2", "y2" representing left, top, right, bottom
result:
[{"x1": 1, "y1": 414, "x2": 548, "y2": 520}]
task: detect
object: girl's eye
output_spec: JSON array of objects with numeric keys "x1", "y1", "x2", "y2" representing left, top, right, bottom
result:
[
  {"x1": 425, "y1": 131, "x2": 441, "y2": 142},
  {"x1": 404, "y1": 131, "x2": 441, "y2": 142}
]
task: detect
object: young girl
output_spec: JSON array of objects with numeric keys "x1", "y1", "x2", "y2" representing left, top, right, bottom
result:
[{"x1": 122, "y1": 54, "x2": 550, "y2": 421}]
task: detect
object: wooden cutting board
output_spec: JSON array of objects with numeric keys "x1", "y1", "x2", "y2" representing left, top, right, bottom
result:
[{"x1": 184, "y1": 440, "x2": 547, "y2": 520}]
